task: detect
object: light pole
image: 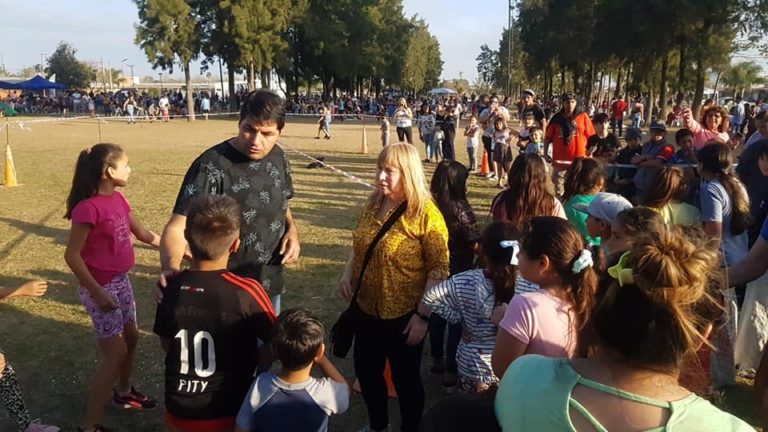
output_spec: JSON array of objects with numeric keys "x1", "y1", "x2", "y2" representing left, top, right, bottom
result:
[
  {"x1": 39, "y1": 53, "x2": 47, "y2": 74},
  {"x1": 159, "y1": 72, "x2": 164, "y2": 94},
  {"x1": 120, "y1": 58, "x2": 128, "y2": 87},
  {"x1": 507, "y1": 0, "x2": 514, "y2": 97},
  {"x1": 127, "y1": 64, "x2": 134, "y2": 87}
]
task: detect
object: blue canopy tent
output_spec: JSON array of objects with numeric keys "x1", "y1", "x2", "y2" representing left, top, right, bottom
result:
[
  {"x1": 0, "y1": 80, "x2": 21, "y2": 89},
  {"x1": 15, "y1": 75, "x2": 67, "y2": 90}
]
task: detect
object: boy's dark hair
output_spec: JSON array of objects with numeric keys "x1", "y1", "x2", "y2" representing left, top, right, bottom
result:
[
  {"x1": 239, "y1": 90, "x2": 286, "y2": 130},
  {"x1": 674, "y1": 128, "x2": 693, "y2": 143},
  {"x1": 592, "y1": 112, "x2": 609, "y2": 124},
  {"x1": 184, "y1": 195, "x2": 242, "y2": 260},
  {"x1": 273, "y1": 308, "x2": 325, "y2": 370}
]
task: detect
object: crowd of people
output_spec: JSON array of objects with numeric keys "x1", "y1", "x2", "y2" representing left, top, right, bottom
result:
[{"x1": 2, "y1": 87, "x2": 768, "y2": 432}]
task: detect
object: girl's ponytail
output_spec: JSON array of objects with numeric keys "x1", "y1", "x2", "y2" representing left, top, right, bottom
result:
[
  {"x1": 698, "y1": 143, "x2": 750, "y2": 235},
  {"x1": 562, "y1": 157, "x2": 605, "y2": 203},
  {"x1": 480, "y1": 222, "x2": 519, "y2": 305},
  {"x1": 519, "y1": 217, "x2": 601, "y2": 356},
  {"x1": 64, "y1": 143, "x2": 125, "y2": 219}
]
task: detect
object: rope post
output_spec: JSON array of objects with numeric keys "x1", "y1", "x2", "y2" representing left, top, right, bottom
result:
[
  {"x1": 4, "y1": 118, "x2": 19, "y2": 187},
  {"x1": 97, "y1": 115, "x2": 102, "y2": 142},
  {"x1": 361, "y1": 114, "x2": 368, "y2": 154}
]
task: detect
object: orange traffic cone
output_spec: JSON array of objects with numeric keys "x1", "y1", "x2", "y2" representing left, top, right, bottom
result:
[
  {"x1": 3, "y1": 144, "x2": 18, "y2": 187},
  {"x1": 352, "y1": 359, "x2": 398, "y2": 399},
  {"x1": 479, "y1": 151, "x2": 490, "y2": 176}
]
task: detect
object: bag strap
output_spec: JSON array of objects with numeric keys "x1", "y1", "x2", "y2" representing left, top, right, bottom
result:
[{"x1": 351, "y1": 201, "x2": 407, "y2": 304}]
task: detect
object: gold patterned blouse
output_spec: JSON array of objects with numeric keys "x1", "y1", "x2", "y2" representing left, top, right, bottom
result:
[{"x1": 352, "y1": 198, "x2": 450, "y2": 319}]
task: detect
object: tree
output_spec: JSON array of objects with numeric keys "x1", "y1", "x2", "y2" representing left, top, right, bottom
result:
[
  {"x1": 722, "y1": 61, "x2": 764, "y2": 97},
  {"x1": 401, "y1": 19, "x2": 443, "y2": 94},
  {"x1": 46, "y1": 42, "x2": 95, "y2": 88},
  {"x1": 135, "y1": 0, "x2": 201, "y2": 121},
  {"x1": 476, "y1": 44, "x2": 499, "y2": 90}
]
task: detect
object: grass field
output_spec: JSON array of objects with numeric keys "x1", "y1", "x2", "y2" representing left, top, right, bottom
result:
[{"x1": 0, "y1": 114, "x2": 759, "y2": 431}]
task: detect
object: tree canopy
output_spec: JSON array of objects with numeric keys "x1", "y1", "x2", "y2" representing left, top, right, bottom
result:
[
  {"x1": 46, "y1": 42, "x2": 95, "y2": 88},
  {"x1": 478, "y1": 0, "x2": 768, "y2": 116},
  {"x1": 133, "y1": 0, "x2": 443, "y2": 98}
]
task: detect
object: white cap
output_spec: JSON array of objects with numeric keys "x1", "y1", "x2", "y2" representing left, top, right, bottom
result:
[{"x1": 572, "y1": 192, "x2": 633, "y2": 224}]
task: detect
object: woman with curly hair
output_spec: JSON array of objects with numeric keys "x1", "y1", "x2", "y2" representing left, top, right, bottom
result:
[{"x1": 683, "y1": 105, "x2": 730, "y2": 150}]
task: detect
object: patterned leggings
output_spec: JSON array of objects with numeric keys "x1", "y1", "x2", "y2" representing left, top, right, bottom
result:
[{"x1": 0, "y1": 360, "x2": 31, "y2": 431}]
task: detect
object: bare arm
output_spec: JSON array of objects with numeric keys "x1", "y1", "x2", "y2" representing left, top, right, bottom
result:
[
  {"x1": 65, "y1": 224, "x2": 117, "y2": 311},
  {"x1": 316, "y1": 353, "x2": 348, "y2": 387},
  {"x1": 130, "y1": 213, "x2": 160, "y2": 247},
  {"x1": 280, "y1": 207, "x2": 300, "y2": 264},
  {"x1": 702, "y1": 221, "x2": 723, "y2": 240},
  {"x1": 160, "y1": 213, "x2": 188, "y2": 272},
  {"x1": 491, "y1": 329, "x2": 529, "y2": 379},
  {"x1": 728, "y1": 237, "x2": 768, "y2": 287}
]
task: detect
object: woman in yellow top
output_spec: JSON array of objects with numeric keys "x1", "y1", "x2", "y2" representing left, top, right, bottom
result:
[
  {"x1": 339, "y1": 143, "x2": 450, "y2": 432},
  {"x1": 641, "y1": 166, "x2": 701, "y2": 226}
]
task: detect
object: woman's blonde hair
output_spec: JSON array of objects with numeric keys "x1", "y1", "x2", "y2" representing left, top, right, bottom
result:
[
  {"x1": 369, "y1": 143, "x2": 432, "y2": 218},
  {"x1": 593, "y1": 227, "x2": 722, "y2": 370}
]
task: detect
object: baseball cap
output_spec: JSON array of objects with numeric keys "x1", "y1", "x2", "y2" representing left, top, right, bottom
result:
[
  {"x1": 572, "y1": 192, "x2": 633, "y2": 225},
  {"x1": 625, "y1": 127, "x2": 643, "y2": 140},
  {"x1": 522, "y1": 89, "x2": 535, "y2": 98},
  {"x1": 649, "y1": 121, "x2": 667, "y2": 132}
]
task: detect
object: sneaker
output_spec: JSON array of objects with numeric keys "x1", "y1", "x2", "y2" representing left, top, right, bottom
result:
[
  {"x1": 358, "y1": 425, "x2": 390, "y2": 432},
  {"x1": 113, "y1": 386, "x2": 157, "y2": 409},
  {"x1": 25, "y1": 420, "x2": 60, "y2": 432},
  {"x1": 487, "y1": 174, "x2": 497, "y2": 181}
]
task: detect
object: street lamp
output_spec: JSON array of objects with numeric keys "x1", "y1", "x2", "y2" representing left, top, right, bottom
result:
[
  {"x1": 120, "y1": 58, "x2": 128, "y2": 87},
  {"x1": 38, "y1": 53, "x2": 47, "y2": 74}
]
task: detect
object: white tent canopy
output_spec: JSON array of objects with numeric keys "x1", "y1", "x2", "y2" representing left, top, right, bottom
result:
[{"x1": 428, "y1": 87, "x2": 457, "y2": 95}]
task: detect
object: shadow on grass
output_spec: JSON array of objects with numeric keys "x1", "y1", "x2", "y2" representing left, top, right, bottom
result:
[
  {"x1": 0, "y1": 270, "x2": 167, "y2": 431},
  {"x1": 0, "y1": 208, "x2": 65, "y2": 261}
]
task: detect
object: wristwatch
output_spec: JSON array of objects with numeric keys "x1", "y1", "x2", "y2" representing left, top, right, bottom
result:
[{"x1": 414, "y1": 311, "x2": 430, "y2": 322}]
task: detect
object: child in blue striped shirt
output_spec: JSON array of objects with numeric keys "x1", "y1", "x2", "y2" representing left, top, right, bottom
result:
[{"x1": 420, "y1": 222, "x2": 519, "y2": 393}]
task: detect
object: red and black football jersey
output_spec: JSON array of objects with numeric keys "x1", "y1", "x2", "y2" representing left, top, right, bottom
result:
[{"x1": 154, "y1": 270, "x2": 276, "y2": 421}]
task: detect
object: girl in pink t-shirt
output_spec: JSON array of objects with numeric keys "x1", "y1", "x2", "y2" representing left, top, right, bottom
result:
[
  {"x1": 682, "y1": 106, "x2": 730, "y2": 150},
  {"x1": 491, "y1": 216, "x2": 601, "y2": 378},
  {"x1": 64, "y1": 143, "x2": 160, "y2": 432}
]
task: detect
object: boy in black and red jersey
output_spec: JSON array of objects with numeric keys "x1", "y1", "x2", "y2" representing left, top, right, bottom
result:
[{"x1": 154, "y1": 195, "x2": 276, "y2": 432}]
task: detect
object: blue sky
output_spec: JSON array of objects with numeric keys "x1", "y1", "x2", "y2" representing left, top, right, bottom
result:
[{"x1": 0, "y1": 0, "x2": 508, "y2": 82}]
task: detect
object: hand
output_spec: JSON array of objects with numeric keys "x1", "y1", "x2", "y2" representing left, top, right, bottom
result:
[
  {"x1": 338, "y1": 273, "x2": 354, "y2": 300},
  {"x1": 280, "y1": 224, "x2": 301, "y2": 265},
  {"x1": 155, "y1": 269, "x2": 179, "y2": 303},
  {"x1": 94, "y1": 287, "x2": 118, "y2": 312},
  {"x1": 16, "y1": 280, "x2": 48, "y2": 298},
  {"x1": 682, "y1": 108, "x2": 692, "y2": 120},
  {"x1": 403, "y1": 314, "x2": 428, "y2": 346},
  {"x1": 182, "y1": 246, "x2": 194, "y2": 262},
  {"x1": 491, "y1": 303, "x2": 508, "y2": 326}
]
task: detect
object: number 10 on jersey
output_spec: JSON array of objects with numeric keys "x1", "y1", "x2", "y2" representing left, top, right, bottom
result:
[{"x1": 175, "y1": 329, "x2": 216, "y2": 378}]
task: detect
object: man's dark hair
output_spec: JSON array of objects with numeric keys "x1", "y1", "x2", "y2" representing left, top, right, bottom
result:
[
  {"x1": 675, "y1": 128, "x2": 693, "y2": 143},
  {"x1": 755, "y1": 140, "x2": 768, "y2": 160},
  {"x1": 272, "y1": 308, "x2": 325, "y2": 370},
  {"x1": 593, "y1": 112, "x2": 609, "y2": 124},
  {"x1": 239, "y1": 90, "x2": 286, "y2": 130},
  {"x1": 184, "y1": 195, "x2": 242, "y2": 260}
]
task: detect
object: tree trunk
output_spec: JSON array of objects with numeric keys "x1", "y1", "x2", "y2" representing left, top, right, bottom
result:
[
  {"x1": 615, "y1": 65, "x2": 623, "y2": 98},
  {"x1": 228, "y1": 67, "x2": 237, "y2": 112},
  {"x1": 677, "y1": 41, "x2": 686, "y2": 101},
  {"x1": 261, "y1": 69, "x2": 270, "y2": 88},
  {"x1": 586, "y1": 61, "x2": 596, "y2": 104},
  {"x1": 247, "y1": 61, "x2": 255, "y2": 91},
  {"x1": 712, "y1": 71, "x2": 722, "y2": 104},
  {"x1": 692, "y1": 54, "x2": 705, "y2": 118},
  {"x1": 597, "y1": 71, "x2": 604, "y2": 108},
  {"x1": 184, "y1": 60, "x2": 195, "y2": 122},
  {"x1": 560, "y1": 67, "x2": 566, "y2": 93},
  {"x1": 659, "y1": 51, "x2": 670, "y2": 121},
  {"x1": 646, "y1": 76, "x2": 655, "y2": 128}
]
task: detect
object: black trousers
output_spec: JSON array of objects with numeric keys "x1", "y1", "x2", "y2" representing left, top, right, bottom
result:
[
  {"x1": 429, "y1": 315, "x2": 461, "y2": 373},
  {"x1": 354, "y1": 311, "x2": 425, "y2": 432},
  {"x1": 482, "y1": 135, "x2": 493, "y2": 165},
  {"x1": 442, "y1": 129, "x2": 456, "y2": 160},
  {"x1": 396, "y1": 126, "x2": 413, "y2": 144}
]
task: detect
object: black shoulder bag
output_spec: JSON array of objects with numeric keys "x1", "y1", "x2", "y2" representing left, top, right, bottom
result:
[{"x1": 330, "y1": 201, "x2": 407, "y2": 358}]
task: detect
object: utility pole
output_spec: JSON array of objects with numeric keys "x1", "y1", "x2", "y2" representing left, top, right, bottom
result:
[
  {"x1": 100, "y1": 57, "x2": 106, "y2": 90},
  {"x1": 128, "y1": 64, "x2": 135, "y2": 86},
  {"x1": 507, "y1": 0, "x2": 514, "y2": 97}
]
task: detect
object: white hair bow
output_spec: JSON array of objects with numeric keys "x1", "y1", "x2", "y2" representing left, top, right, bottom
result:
[
  {"x1": 499, "y1": 240, "x2": 520, "y2": 265},
  {"x1": 572, "y1": 249, "x2": 594, "y2": 274}
]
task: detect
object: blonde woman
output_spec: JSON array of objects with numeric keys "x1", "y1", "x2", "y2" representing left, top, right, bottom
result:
[
  {"x1": 393, "y1": 97, "x2": 414, "y2": 144},
  {"x1": 339, "y1": 143, "x2": 449, "y2": 432}
]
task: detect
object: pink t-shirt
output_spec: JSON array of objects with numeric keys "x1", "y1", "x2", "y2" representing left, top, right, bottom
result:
[
  {"x1": 684, "y1": 117, "x2": 730, "y2": 150},
  {"x1": 71, "y1": 192, "x2": 135, "y2": 285},
  {"x1": 499, "y1": 290, "x2": 577, "y2": 358}
]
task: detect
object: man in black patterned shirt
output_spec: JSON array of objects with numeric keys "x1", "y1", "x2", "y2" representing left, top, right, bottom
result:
[{"x1": 160, "y1": 90, "x2": 301, "y2": 313}]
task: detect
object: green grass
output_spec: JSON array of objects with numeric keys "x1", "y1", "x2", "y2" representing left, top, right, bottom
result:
[{"x1": 0, "y1": 115, "x2": 758, "y2": 430}]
